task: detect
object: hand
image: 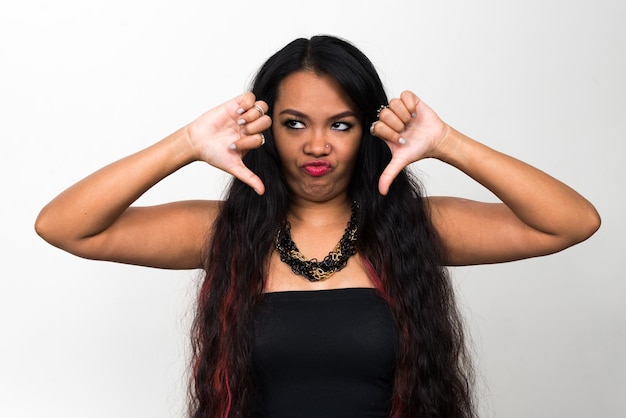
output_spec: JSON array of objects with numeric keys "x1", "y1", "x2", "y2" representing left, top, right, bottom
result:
[
  {"x1": 371, "y1": 91, "x2": 450, "y2": 195},
  {"x1": 187, "y1": 92, "x2": 272, "y2": 194}
]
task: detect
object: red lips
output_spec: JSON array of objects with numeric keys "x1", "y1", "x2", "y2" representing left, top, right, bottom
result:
[{"x1": 302, "y1": 161, "x2": 331, "y2": 177}]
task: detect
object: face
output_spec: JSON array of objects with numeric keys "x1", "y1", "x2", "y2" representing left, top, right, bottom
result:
[{"x1": 271, "y1": 71, "x2": 363, "y2": 203}]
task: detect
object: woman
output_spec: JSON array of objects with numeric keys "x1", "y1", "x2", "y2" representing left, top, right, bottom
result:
[{"x1": 35, "y1": 36, "x2": 600, "y2": 418}]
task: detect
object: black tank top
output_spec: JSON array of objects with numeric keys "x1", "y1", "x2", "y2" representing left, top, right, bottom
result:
[{"x1": 251, "y1": 288, "x2": 397, "y2": 418}]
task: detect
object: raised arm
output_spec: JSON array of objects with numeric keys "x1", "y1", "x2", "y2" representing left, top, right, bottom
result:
[
  {"x1": 35, "y1": 93, "x2": 271, "y2": 269},
  {"x1": 373, "y1": 91, "x2": 600, "y2": 265}
]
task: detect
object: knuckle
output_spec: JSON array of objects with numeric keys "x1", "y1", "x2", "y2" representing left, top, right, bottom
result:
[
  {"x1": 389, "y1": 98, "x2": 401, "y2": 107},
  {"x1": 400, "y1": 90, "x2": 414, "y2": 99},
  {"x1": 379, "y1": 109, "x2": 392, "y2": 122}
]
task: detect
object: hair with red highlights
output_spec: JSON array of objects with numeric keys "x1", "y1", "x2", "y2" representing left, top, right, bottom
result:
[{"x1": 189, "y1": 36, "x2": 475, "y2": 418}]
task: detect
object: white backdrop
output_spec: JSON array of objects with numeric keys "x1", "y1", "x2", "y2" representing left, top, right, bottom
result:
[{"x1": 1, "y1": 0, "x2": 624, "y2": 417}]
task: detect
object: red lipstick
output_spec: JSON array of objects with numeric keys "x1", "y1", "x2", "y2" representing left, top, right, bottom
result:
[{"x1": 302, "y1": 161, "x2": 331, "y2": 177}]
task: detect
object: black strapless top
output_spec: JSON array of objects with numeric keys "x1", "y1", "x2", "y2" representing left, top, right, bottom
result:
[{"x1": 251, "y1": 288, "x2": 397, "y2": 418}]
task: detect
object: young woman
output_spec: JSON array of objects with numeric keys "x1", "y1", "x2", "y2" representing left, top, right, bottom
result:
[{"x1": 35, "y1": 36, "x2": 600, "y2": 418}]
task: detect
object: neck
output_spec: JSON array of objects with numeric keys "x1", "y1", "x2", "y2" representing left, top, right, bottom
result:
[{"x1": 288, "y1": 196, "x2": 352, "y2": 227}]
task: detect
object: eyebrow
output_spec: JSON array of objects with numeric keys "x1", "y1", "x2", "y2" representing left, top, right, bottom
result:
[{"x1": 278, "y1": 109, "x2": 357, "y2": 120}]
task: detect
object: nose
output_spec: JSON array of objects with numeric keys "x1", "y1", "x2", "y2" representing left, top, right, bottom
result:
[{"x1": 303, "y1": 129, "x2": 330, "y2": 156}]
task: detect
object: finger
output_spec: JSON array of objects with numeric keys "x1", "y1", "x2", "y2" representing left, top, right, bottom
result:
[
  {"x1": 230, "y1": 132, "x2": 266, "y2": 152},
  {"x1": 400, "y1": 91, "x2": 420, "y2": 118},
  {"x1": 378, "y1": 158, "x2": 408, "y2": 195},
  {"x1": 370, "y1": 121, "x2": 406, "y2": 145},
  {"x1": 388, "y1": 98, "x2": 413, "y2": 124},
  {"x1": 229, "y1": 162, "x2": 266, "y2": 195},
  {"x1": 237, "y1": 100, "x2": 269, "y2": 124},
  {"x1": 378, "y1": 107, "x2": 405, "y2": 132},
  {"x1": 242, "y1": 114, "x2": 272, "y2": 134},
  {"x1": 234, "y1": 92, "x2": 257, "y2": 114}
]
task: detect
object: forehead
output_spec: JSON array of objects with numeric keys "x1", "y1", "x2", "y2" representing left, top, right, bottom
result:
[{"x1": 274, "y1": 71, "x2": 356, "y2": 114}]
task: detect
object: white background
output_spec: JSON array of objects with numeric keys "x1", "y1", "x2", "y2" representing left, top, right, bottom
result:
[{"x1": 1, "y1": 0, "x2": 624, "y2": 417}]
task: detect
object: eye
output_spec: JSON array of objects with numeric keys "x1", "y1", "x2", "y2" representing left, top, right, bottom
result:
[
  {"x1": 285, "y1": 119, "x2": 305, "y2": 129},
  {"x1": 331, "y1": 121, "x2": 352, "y2": 131}
]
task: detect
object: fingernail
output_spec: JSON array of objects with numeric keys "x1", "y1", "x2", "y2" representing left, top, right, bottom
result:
[
  {"x1": 237, "y1": 108, "x2": 245, "y2": 115},
  {"x1": 411, "y1": 113, "x2": 417, "y2": 118},
  {"x1": 399, "y1": 138, "x2": 406, "y2": 145},
  {"x1": 229, "y1": 143, "x2": 237, "y2": 150},
  {"x1": 237, "y1": 118, "x2": 246, "y2": 126}
]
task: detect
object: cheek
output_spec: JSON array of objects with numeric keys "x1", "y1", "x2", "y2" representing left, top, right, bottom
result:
[{"x1": 340, "y1": 131, "x2": 363, "y2": 157}]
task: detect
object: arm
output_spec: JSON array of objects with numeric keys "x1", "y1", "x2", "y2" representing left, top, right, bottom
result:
[
  {"x1": 426, "y1": 127, "x2": 600, "y2": 265},
  {"x1": 35, "y1": 93, "x2": 271, "y2": 269},
  {"x1": 374, "y1": 91, "x2": 600, "y2": 265}
]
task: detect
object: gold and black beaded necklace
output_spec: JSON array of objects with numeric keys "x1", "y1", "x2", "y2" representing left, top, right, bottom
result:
[{"x1": 275, "y1": 203, "x2": 358, "y2": 282}]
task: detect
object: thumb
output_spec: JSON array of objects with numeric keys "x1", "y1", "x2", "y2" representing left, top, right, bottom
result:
[
  {"x1": 378, "y1": 158, "x2": 406, "y2": 195},
  {"x1": 230, "y1": 164, "x2": 266, "y2": 195}
]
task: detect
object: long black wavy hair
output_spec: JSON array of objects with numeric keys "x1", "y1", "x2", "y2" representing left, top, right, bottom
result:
[{"x1": 189, "y1": 35, "x2": 476, "y2": 418}]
